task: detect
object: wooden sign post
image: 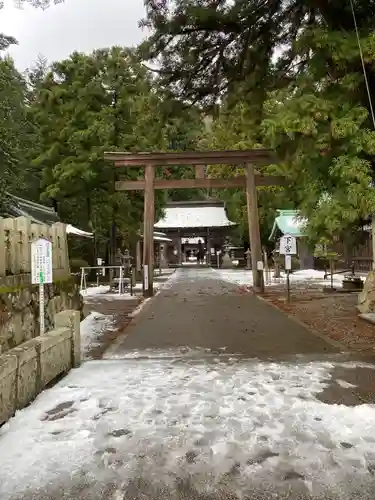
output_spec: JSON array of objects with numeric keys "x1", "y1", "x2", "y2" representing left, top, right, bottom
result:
[
  {"x1": 104, "y1": 150, "x2": 284, "y2": 296},
  {"x1": 280, "y1": 233, "x2": 297, "y2": 303},
  {"x1": 31, "y1": 238, "x2": 53, "y2": 335}
]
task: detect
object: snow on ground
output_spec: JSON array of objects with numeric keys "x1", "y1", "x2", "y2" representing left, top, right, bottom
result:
[
  {"x1": 81, "y1": 269, "x2": 176, "y2": 300},
  {"x1": 1, "y1": 353, "x2": 375, "y2": 499},
  {"x1": 214, "y1": 268, "x2": 365, "y2": 289},
  {"x1": 80, "y1": 284, "x2": 142, "y2": 301},
  {"x1": 80, "y1": 312, "x2": 117, "y2": 358}
]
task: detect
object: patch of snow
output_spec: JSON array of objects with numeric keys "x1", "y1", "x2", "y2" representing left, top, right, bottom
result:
[
  {"x1": 213, "y1": 269, "x2": 254, "y2": 286},
  {"x1": 80, "y1": 312, "x2": 117, "y2": 358},
  {"x1": 66, "y1": 224, "x2": 93, "y2": 238},
  {"x1": 155, "y1": 205, "x2": 235, "y2": 229},
  {"x1": 336, "y1": 379, "x2": 357, "y2": 389},
  {"x1": 81, "y1": 271, "x2": 176, "y2": 301},
  {"x1": 128, "y1": 297, "x2": 150, "y2": 318},
  {"x1": 107, "y1": 346, "x2": 234, "y2": 360},
  {"x1": 1, "y1": 356, "x2": 375, "y2": 498},
  {"x1": 81, "y1": 284, "x2": 142, "y2": 301},
  {"x1": 214, "y1": 268, "x2": 365, "y2": 289}
]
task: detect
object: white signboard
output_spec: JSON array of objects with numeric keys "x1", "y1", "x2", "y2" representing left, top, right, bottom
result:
[
  {"x1": 280, "y1": 234, "x2": 297, "y2": 255},
  {"x1": 31, "y1": 238, "x2": 53, "y2": 284},
  {"x1": 97, "y1": 257, "x2": 103, "y2": 266},
  {"x1": 144, "y1": 264, "x2": 149, "y2": 291},
  {"x1": 257, "y1": 261, "x2": 264, "y2": 271},
  {"x1": 285, "y1": 254, "x2": 292, "y2": 270}
]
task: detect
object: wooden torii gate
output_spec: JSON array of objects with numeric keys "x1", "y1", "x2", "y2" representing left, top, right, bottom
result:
[{"x1": 104, "y1": 150, "x2": 284, "y2": 297}]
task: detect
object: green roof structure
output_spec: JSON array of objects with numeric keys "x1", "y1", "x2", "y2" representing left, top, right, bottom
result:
[{"x1": 269, "y1": 209, "x2": 307, "y2": 240}]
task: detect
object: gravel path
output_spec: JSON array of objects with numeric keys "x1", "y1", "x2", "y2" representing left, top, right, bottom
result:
[{"x1": 110, "y1": 267, "x2": 338, "y2": 359}]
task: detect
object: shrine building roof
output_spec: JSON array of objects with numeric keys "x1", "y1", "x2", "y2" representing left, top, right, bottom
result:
[{"x1": 154, "y1": 200, "x2": 236, "y2": 230}]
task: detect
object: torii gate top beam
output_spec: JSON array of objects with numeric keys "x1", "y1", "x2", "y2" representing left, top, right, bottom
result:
[{"x1": 104, "y1": 149, "x2": 276, "y2": 166}]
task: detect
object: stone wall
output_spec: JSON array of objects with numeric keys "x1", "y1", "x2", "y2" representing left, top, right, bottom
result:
[
  {"x1": 358, "y1": 270, "x2": 375, "y2": 313},
  {"x1": 0, "y1": 310, "x2": 81, "y2": 425},
  {"x1": 0, "y1": 278, "x2": 83, "y2": 355}
]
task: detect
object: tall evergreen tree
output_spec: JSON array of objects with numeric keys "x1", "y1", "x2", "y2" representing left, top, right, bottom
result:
[
  {"x1": 0, "y1": 55, "x2": 30, "y2": 201},
  {"x1": 30, "y1": 47, "x2": 204, "y2": 263}
]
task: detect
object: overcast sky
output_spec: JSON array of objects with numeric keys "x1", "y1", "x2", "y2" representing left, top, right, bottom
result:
[{"x1": 0, "y1": 0, "x2": 146, "y2": 70}]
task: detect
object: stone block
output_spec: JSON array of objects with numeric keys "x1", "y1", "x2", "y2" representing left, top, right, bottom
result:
[
  {"x1": 0, "y1": 354, "x2": 17, "y2": 425},
  {"x1": 55, "y1": 310, "x2": 81, "y2": 367},
  {"x1": 37, "y1": 328, "x2": 71, "y2": 387},
  {"x1": 12, "y1": 339, "x2": 40, "y2": 409},
  {"x1": 0, "y1": 279, "x2": 82, "y2": 355},
  {"x1": 358, "y1": 271, "x2": 375, "y2": 314}
]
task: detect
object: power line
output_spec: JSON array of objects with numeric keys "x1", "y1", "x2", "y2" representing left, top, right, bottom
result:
[{"x1": 349, "y1": 0, "x2": 375, "y2": 129}]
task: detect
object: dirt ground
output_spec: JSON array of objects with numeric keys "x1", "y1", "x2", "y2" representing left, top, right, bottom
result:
[{"x1": 262, "y1": 284, "x2": 375, "y2": 352}]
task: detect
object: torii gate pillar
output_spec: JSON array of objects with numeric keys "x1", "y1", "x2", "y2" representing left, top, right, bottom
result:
[{"x1": 143, "y1": 164, "x2": 155, "y2": 297}]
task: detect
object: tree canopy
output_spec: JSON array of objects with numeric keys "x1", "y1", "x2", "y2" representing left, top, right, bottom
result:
[
  {"x1": 7, "y1": 46, "x2": 203, "y2": 264},
  {"x1": 1, "y1": 0, "x2": 375, "y2": 265},
  {"x1": 141, "y1": 0, "x2": 375, "y2": 243},
  {"x1": 0, "y1": 56, "x2": 30, "y2": 198},
  {"x1": 141, "y1": 0, "x2": 375, "y2": 107}
]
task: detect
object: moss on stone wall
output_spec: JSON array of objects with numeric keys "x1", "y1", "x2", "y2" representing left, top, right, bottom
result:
[
  {"x1": 0, "y1": 276, "x2": 82, "y2": 354},
  {"x1": 0, "y1": 275, "x2": 75, "y2": 294}
]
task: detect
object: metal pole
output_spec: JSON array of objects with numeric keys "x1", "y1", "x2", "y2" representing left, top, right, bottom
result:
[
  {"x1": 286, "y1": 270, "x2": 291, "y2": 303},
  {"x1": 130, "y1": 267, "x2": 134, "y2": 296},
  {"x1": 119, "y1": 266, "x2": 123, "y2": 294},
  {"x1": 39, "y1": 283, "x2": 45, "y2": 335},
  {"x1": 259, "y1": 269, "x2": 265, "y2": 293},
  {"x1": 159, "y1": 242, "x2": 162, "y2": 275},
  {"x1": 80, "y1": 267, "x2": 84, "y2": 293}
]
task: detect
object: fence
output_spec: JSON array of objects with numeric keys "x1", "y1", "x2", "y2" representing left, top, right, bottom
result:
[
  {"x1": 332, "y1": 229, "x2": 373, "y2": 273},
  {"x1": 0, "y1": 217, "x2": 70, "y2": 285}
]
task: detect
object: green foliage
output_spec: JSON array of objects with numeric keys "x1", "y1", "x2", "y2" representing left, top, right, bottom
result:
[
  {"x1": 193, "y1": 11, "x2": 375, "y2": 246},
  {"x1": 141, "y1": 0, "x2": 375, "y2": 106},
  {"x1": 202, "y1": 100, "x2": 292, "y2": 245},
  {"x1": 29, "y1": 48, "x2": 160, "y2": 261},
  {"x1": 26, "y1": 47, "x2": 204, "y2": 264},
  {"x1": 0, "y1": 56, "x2": 31, "y2": 200},
  {"x1": 261, "y1": 26, "x2": 375, "y2": 242},
  {"x1": 69, "y1": 258, "x2": 89, "y2": 273}
]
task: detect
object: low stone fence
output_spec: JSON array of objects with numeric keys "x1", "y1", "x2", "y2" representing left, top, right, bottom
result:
[{"x1": 0, "y1": 310, "x2": 80, "y2": 426}]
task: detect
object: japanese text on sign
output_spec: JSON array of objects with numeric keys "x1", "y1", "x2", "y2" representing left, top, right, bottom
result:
[
  {"x1": 31, "y1": 238, "x2": 53, "y2": 284},
  {"x1": 279, "y1": 234, "x2": 297, "y2": 255}
]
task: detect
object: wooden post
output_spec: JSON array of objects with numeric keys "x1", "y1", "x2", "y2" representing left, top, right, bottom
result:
[
  {"x1": 0, "y1": 218, "x2": 5, "y2": 278},
  {"x1": 177, "y1": 231, "x2": 182, "y2": 265},
  {"x1": 195, "y1": 165, "x2": 205, "y2": 179},
  {"x1": 245, "y1": 164, "x2": 262, "y2": 291},
  {"x1": 245, "y1": 249, "x2": 251, "y2": 269},
  {"x1": 206, "y1": 228, "x2": 211, "y2": 266},
  {"x1": 159, "y1": 242, "x2": 162, "y2": 274},
  {"x1": 143, "y1": 165, "x2": 155, "y2": 297}
]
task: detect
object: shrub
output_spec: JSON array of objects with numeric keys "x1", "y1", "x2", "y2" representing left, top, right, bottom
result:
[{"x1": 70, "y1": 259, "x2": 89, "y2": 273}]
